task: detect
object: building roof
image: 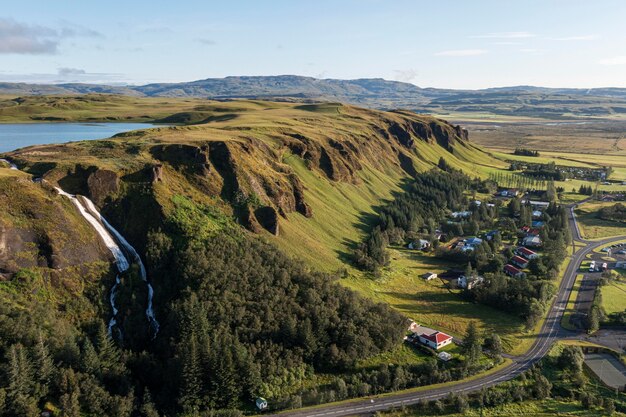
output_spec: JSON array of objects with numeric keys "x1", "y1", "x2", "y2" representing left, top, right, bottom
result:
[
  {"x1": 465, "y1": 237, "x2": 483, "y2": 245},
  {"x1": 511, "y1": 255, "x2": 528, "y2": 265},
  {"x1": 504, "y1": 264, "x2": 522, "y2": 275},
  {"x1": 421, "y1": 331, "x2": 452, "y2": 344},
  {"x1": 517, "y1": 247, "x2": 537, "y2": 257}
]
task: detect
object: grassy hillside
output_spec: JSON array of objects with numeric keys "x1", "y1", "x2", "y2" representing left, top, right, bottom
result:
[{"x1": 1, "y1": 99, "x2": 516, "y2": 344}]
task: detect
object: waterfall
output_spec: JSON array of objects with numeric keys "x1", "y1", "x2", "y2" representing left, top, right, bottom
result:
[
  {"x1": 81, "y1": 197, "x2": 160, "y2": 335},
  {"x1": 0, "y1": 158, "x2": 18, "y2": 170},
  {"x1": 54, "y1": 188, "x2": 160, "y2": 337}
]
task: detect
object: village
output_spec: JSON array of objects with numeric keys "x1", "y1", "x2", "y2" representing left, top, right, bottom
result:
[{"x1": 401, "y1": 187, "x2": 564, "y2": 358}]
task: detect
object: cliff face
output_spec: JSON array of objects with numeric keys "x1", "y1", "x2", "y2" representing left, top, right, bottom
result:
[{"x1": 5, "y1": 101, "x2": 474, "y2": 237}]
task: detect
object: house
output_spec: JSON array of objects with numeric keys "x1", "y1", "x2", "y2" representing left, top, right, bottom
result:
[
  {"x1": 516, "y1": 247, "x2": 539, "y2": 260},
  {"x1": 532, "y1": 210, "x2": 543, "y2": 218},
  {"x1": 409, "y1": 239, "x2": 430, "y2": 250},
  {"x1": 434, "y1": 229, "x2": 446, "y2": 242},
  {"x1": 504, "y1": 264, "x2": 525, "y2": 278},
  {"x1": 457, "y1": 274, "x2": 484, "y2": 290},
  {"x1": 523, "y1": 235, "x2": 542, "y2": 248},
  {"x1": 412, "y1": 325, "x2": 453, "y2": 350},
  {"x1": 531, "y1": 220, "x2": 544, "y2": 228},
  {"x1": 422, "y1": 272, "x2": 438, "y2": 281},
  {"x1": 465, "y1": 237, "x2": 483, "y2": 246},
  {"x1": 256, "y1": 398, "x2": 268, "y2": 411},
  {"x1": 510, "y1": 255, "x2": 529, "y2": 269},
  {"x1": 438, "y1": 351, "x2": 453, "y2": 361}
]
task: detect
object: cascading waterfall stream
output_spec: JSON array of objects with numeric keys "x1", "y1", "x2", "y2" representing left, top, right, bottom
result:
[
  {"x1": 2, "y1": 157, "x2": 159, "y2": 337},
  {"x1": 0, "y1": 158, "x2": 18, "y2": 170},
  {"x1": 54, "y1": 188, "x2": 160, "y2": 337}
]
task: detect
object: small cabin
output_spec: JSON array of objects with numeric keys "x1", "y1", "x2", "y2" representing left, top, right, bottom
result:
[{"x1": 256, "y1": 397, "x2": 268, "y2": 410}]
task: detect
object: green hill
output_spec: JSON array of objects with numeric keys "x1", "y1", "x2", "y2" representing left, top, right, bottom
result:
[{"x1": 0, "y1": 99, "x2": 511, "y2": 415}]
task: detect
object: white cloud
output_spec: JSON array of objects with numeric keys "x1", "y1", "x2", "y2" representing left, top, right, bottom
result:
[
  {"x1": 549, "y1": 35, "x2": 599, "y2": 41},
  {"x1": 435, "y1": 49, "x2": 487, "y2": 57},
  {"x1": 471, "y1": 31, "x2": 535, "y2": 39},
  {"x1": 492, "y1": 41, "x2": 522, "y2": 46},
  {"x1": 598, "y1": 56, "x2": 626, "y2": 66},
  {"x1": 0, "y1": 18, "x2": 102, "y2": 55}
]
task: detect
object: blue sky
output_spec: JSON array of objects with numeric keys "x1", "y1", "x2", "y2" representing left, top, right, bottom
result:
[{"x1": 2, "y1": 0, "x2": 626, "y2": 88}]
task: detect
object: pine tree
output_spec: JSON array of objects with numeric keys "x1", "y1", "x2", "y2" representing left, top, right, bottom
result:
[
  {"x1": 141, "y1": 390, "x2": 160, "y2": 417},
  {"x1": 463, "y1": 322, "x2": 481, "y2": 366},
  {"x1": 33, "y1": 334, "x2": 54, "y2": 399},
  {"x1": 179, "y1": 334, "x2": 203, "y2": 414}
]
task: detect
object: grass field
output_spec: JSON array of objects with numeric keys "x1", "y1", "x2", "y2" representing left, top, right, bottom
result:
[
  {"x1": 342, "y1": 248, "x2": 524, "y2": 352},
  {"x1": 601, "y1": 279, "x2": 626, "y2": 316},
  {"x1": 574, "y1": 201, "x2": 626, "y2": 240}
]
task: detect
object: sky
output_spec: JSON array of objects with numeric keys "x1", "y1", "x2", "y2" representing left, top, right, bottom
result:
[{"x1": 2, "y1": 0, "x2": 626, "y2": 89}]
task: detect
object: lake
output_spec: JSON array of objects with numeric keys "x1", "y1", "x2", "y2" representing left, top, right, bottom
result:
[{"x1": 0, "y1": 122, "x2": 161, "y2": 153}]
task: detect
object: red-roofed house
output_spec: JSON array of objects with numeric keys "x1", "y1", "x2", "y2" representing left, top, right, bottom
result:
[
  {"x1": 419, "y1": 331, "x2": 453, "y2": 350},
  {"x1": 504, "y1": 264, "x2": 525, "y2": 278},
  {"x1": 411, "y1": 325, "x2": 453, "y2": 350},
  {"x1": 516, "y1": 247, "x2": 539, "y2": 260},
  {"x1": 510, "y1": 255, "x2": 529, "y2": 268}
]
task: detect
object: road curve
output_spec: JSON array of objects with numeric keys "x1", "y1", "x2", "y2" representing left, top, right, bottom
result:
[{"x1": 273, "y1": 206, "x2": 625, "y2": 417}]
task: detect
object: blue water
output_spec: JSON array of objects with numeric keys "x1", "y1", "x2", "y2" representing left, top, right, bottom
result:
[{"x1": 0, "y1": 122, "x2": 161, "y2": 153}]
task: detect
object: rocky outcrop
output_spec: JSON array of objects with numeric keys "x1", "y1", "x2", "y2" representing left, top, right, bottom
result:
[
  {"x1": 150, "y1": 144, "x2": 211, "y2": 175},
  {"x1": 151, "y1": 164, "x2": 163, "y2": 183},
  {"x1": 87, "y1": 169, "x2": 119, "y2": 206},
  {"x1": 254, "y1": 206, "x2": 280, "y2": 236}
]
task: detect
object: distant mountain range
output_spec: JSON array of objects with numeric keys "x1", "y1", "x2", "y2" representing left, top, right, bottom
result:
[{"x1": 3, "y1": 75, "x2": 626, "y2": 118}]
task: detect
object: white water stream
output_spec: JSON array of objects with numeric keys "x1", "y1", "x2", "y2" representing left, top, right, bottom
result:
[
  {"x1": 54, "y1": 188, "x2": 160, "y2": 337},
  {"x1": 2, "y1": 157, "x2": 159, "y2": 337},
  {"x1": 0, "y1": 158, "x2": 18, "y2": 170}
]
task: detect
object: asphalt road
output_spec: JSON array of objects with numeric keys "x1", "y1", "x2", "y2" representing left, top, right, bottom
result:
[{"x1": 273, "y1": 204, "x2": 625, "y2": 417}]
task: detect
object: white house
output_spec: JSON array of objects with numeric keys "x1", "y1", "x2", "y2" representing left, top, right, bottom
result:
[
  {"x1": 408, "y1": 239, "x2": 431, "y2": 250},
  {"x1": 457, "y1": 275, "x2": 484, "y2": 290}
]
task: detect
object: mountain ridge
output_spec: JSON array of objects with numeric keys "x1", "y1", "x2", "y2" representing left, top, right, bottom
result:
[{"x1": 4, "y1": 75, "x2": 626, "y2": 119}]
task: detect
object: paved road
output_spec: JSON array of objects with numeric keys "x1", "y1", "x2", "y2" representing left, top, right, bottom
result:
[{"x1": 273, "y1": 205, "x2": 625, "y2": 417}]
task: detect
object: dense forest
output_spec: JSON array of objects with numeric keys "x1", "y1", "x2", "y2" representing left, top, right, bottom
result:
[
  {"x1": 0, "y1": 197, "x2": 407, "y2": 416},
  {"x1": 354, "y1": 162, "x2": 488, "y2": 272}
]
